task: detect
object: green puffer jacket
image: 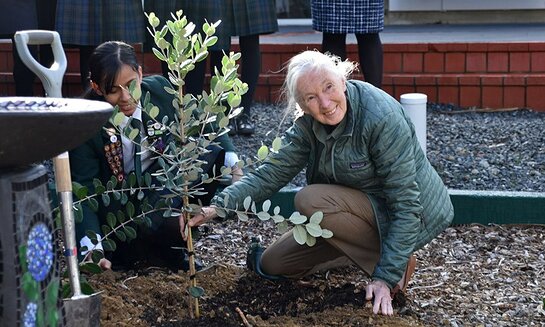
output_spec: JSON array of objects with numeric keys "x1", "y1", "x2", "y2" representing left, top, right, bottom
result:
[{"x1": 213, "y1": 80, "x2": 454, "y2": 288}]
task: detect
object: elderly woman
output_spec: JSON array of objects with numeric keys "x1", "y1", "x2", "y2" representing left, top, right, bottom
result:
[{"x1": 189, "y1": 50, "x2": 454, "y2": 315}]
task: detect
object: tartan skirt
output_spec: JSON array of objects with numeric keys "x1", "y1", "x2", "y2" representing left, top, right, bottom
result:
[
  {"x1": 311, "y1": 0, "x2": 384, "y2": 34},
  {"x1": 145, "y1": 0, "x2": 278, "y2": 50},
  {"x1": 55, "y1": 0, "x2": 145, "y2": 46}
]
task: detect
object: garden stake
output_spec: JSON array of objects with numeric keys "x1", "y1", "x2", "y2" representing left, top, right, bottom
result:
[{"x1": 183, "y1": 187, "x2": 200, "y2": 318}]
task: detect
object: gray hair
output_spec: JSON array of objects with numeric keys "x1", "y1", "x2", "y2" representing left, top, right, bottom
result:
[{"x1": 281, "y1": 50, "x2": 357, "y2": 117}]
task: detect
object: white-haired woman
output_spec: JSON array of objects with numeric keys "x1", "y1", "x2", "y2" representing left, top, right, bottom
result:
[{"x1": 189, "y1": 50, "x2": 454, "y2": 315}]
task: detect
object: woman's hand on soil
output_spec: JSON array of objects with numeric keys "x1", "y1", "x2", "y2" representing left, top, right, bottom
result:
[{"x1": 365, "y1": 279, "x2": 394, "y2": 316}]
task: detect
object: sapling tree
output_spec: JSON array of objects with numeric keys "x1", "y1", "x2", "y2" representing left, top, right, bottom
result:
[{"x1": 64, "y1": 10, "x2": 332, "y2": 318}]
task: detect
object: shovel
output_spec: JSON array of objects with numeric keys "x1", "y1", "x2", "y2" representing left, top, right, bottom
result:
[{"x1": 14, "y1": 30, "x2": 101, "y2": 326}]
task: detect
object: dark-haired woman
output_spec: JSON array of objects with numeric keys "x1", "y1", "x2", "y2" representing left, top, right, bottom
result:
[{"x1": 69, "y1": 41, "x2": 241, "y2": 270}]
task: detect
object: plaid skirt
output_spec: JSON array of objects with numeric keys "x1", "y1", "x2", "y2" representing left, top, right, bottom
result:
[
  {"x1": 145, "y1": 0, "x2": 277, "y2": 50},
  {"x1": 311, "y1": 0, "x2": 384, "y2": 34},
  {"x1": 55, "y1": 0, "x2": 145, "y2": 46}
]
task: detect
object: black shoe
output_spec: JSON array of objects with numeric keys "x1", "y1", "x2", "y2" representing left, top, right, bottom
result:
[
  {"x1": 246, "y1": 237, "x2": 283, "y2": 280},
  {"x1": 237, "y1": 115, "x2": 255, "y2": 135},
  {"x1": 227, "y1": 119, "x2": 237, "y2": 136}
]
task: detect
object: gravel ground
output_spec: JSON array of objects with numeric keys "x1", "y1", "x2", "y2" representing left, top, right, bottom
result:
[{"x1": 198, "y1": 103, "x2": 545, "y2": 326}]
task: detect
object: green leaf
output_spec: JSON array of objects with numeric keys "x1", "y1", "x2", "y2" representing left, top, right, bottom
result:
[
  {"x1": 306, "y1": 235, "x2": 316, "y2": 247},
  {"x1": 113, "y1": 112, "x2": 125, "y2": 126},
  {"x1": 117, "y1": 210, "x2": 126, "y2": 224},
  {"x1": 101, "y1": 225, "x2": 112, "y2": 237},
  {"x1": 227, "y1": 93, "x2": 241, "y2": 108},
  {"x1": 189, "y1": 286, "x2": 205, "y2": 298},
  {"x1": 305, "y1": 222, "x2": 323, "y2": 237},
  {"x1": 73, "y1": 203, "x2": 84, "y2": 223},
  {"x1": 216, "y1": 208, "x2": 227, "y2": 218},
  {"x1": 272, "y1": 137, "x2": 282, "y2": 152},
  {"x1": 257, "y1": 145, "x2": 268, "y2": 161},
  {"x1": 236, "y1": 211, "x2": 248, "y2": 221},
  {"x1": 129, "y1": 127, "x2": 139, "y2": 141},
  {"x1": 255, "y1": 211, "x2": 269, "y2": 221},
  {"x1": 80, "y1": 280, "x2": 95, "y2": 295},
  {"x1": 101, "y1": 193, "x2": 110, "y2": 207},
  {"x1": 309, "y1": 211, "x2": 324, "y2": 224},
  {"x1": 91, "y1": 250, "x2": 105, "y2": 262},
  {"x1": 218, "y1": 116, "x2": 229, "y2": 129},
  {"x1": 273, "y1": 206, "x2": 281, "y2": 215},
  {"x1": 113, "y1": 190, "x2": 121, "y2": 200},
  {"x1": 95, "y1": 184, "x2": 106, "y2": 195},
  {"x1": 120, "y1": 192, "x2": 129, "y2": 205},
  {"x1": 74, "y1": 185, "x2": 88, "y2": 200},
  {"x1": 88, "y1": 198, "x2": 99, "y2": 212},
  {"x1": 289, "y1": 211, "x2": 307, "y2": 225},
  {"x1": 243, "y1": 196, "x2": 252, "y2": 211},
  {"x1": 137, "y1": 190, "x2": 145, "y2": 200},
  {"x1": 115, "y1": 230, "x2": 127, "y2": 242},
  {"x1": 128, "y1": 173, "x2": 137, "y2": 187},
  {"x1": 150, "y1": 106, "x2": 160, "y2": 118},
  {"x1": 92, "y1": 178, "x2": 102, "y2": 188},
  {"x1": 102, "y1": 239, "x2": 117, "y2": 252},
  {"x1": 321, "y1": 229, "x2": 334, "y2": 239},
  {"x1": 79, "y1": 262, "x2": 103, "y2": 274},
  {"x1": 124, "y1": 226, "x2": 137, "y2": 240},
  {"x1": 86, "y1": 230, "x2": 98, "y2": 243},
  {"x1": 271, "y1": 214, "x2": 285, "y2": 223},
  {"x1": 144, "y1": 173, "x2": 152, "y2": 187},
  {"x1": 106, "y1": 212, "x2": 116, "y2": 229},
  {"x1": 293, "y1": 225, "x2": 307, "y2": 245},
  {"x1": 262, "y1": 200, "x2": 271, "y2": 212},
  {"x1": 126, "y1": 201, "x2": 135, "y2": 218},
  {"x1": 277, "y1": 221, "x2": 289, "y2": 234}
]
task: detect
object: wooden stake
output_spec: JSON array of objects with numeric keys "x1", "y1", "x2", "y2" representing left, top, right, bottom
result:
[{"x1": 183, "y1": 187, "x2": 200, "y2": 318}]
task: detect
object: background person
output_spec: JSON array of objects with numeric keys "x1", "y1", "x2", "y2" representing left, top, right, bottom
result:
[
  {"x1": 0, "y1": 0, "x2": 56, "y2": 96},
  {"x1": 144, "y1": 0, "x2": 278, "y2": 135},
  {"x1": 311, "y1": 0, "x2": 384, "y2": 88},
  {"x1": 188, "y1": 50, "x2": 454, "y2": 315},
  {"x1": 55, "y1": 0, "x2": 145, "y2": 91}
]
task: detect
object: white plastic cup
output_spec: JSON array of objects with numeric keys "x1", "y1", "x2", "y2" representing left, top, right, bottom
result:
[{"x1": 400, "y1": 93, "x2": 427, "y2": 155}]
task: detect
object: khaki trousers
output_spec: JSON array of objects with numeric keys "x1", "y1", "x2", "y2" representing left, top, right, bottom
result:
[{"x1": 261, "y1": 184, "x2": 381, "y2": 278}]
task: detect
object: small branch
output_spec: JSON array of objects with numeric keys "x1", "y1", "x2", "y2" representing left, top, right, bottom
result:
[
  {"x1": 121, "y1": 275, "x2": 138, "y2": 290},
  {"x1": 235, "y1": 307, "x2": 252, "y2": 327}
]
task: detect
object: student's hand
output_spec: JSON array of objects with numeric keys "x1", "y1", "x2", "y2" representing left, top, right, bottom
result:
[
  {"x1": 83, "y1": 251, "x2": 112, "y2": 270},
  {"x1": 97, "y1": 258, "x2": 112, "y2": 270},
  {"x1": 179, "y1": 207, "x2": 218, "y2": 240},
  {"x1": 365, "y1": 279, "x2": 394, "y2": 316}
]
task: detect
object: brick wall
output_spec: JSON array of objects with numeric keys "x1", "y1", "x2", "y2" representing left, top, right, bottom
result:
[{"x1": 2, "y1": 41, "x2": 545, "y2": 111}]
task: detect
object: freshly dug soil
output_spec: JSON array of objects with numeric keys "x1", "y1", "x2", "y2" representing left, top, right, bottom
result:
[{"x1": 90, "y1": 264, "x2": 422, "y2": 327}]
